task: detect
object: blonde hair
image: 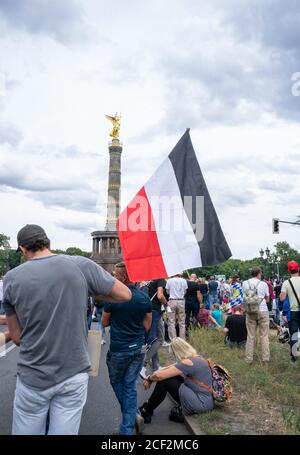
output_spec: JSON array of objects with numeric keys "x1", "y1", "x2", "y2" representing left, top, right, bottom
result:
[{"x1": 169, "y1": 337, "x2": 197, "y2": 361}]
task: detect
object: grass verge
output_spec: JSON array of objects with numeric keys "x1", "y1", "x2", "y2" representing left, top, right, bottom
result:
[{"x1": 187, "y1": 328, "x2": 300, "y2": 435}]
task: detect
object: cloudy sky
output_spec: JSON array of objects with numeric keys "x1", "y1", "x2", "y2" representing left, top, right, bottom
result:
[{"x1": 0, "y1": 0, "x2": 299, "y2": 259}]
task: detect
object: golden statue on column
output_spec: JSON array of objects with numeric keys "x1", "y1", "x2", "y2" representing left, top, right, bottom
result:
[{"x1": 105, "y1": 113, "x2": 121, "y2": 138}]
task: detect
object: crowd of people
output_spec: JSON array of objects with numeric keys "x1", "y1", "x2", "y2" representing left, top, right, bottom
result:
[{"x1": 1, "y1": 224, "x2": 299, "y2": 436}]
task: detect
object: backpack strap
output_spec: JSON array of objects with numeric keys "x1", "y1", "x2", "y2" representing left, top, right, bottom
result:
[
  {"x1": 247, "y1": 279, "x2": 260, "y2": 291},
  {"x1": 288, "y1": 279, "x2": 300, "y2": 310},
  {"x1": 188, "y1": 355, "x2": 213, "y2": 394},
  {"x1": 189, "y1": 376, "x2": 213, "y2": 394},
  {"x1": 150, "y1": 291, "x2": 158, "y2": 301}
]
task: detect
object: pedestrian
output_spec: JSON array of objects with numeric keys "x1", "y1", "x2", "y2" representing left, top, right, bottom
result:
[
  {"x1": 198, "y1": 278, "x2": 209, "y2": 309},
  {"x1": 274, "y1": 279, "x2": 283, "y2": 324},
  {"x1": 229, "y1": 275, "x2": 244, "y2": 309},
  {"x1": 87, "y1": 296, "x2": 93, "y2": 330},
  {"x1": 142, "y1": 278, "x2": 168, "y2": 374},
  {"x1": 102, "y1": 262, "x2": 152, "y2": 435},
  {"x1": 166, "y1": 274, "x2": 188, "y2": 340},
  {"x1": 243, "y1": 267, "x2": 270, "y2": 365},
  {"x1": 2, "y1": 224, "x2": 131, "y2": 435},
  {"x1": 185, "y1": 275, "x2": 202, "y2": 330},
  {"x1": 264, "y1": 277, "x2": 275, "y2": 312},
  {"x1": 224, "y1": 305, "x2": 247, "y2": 348},
  {"x1": 93, "y1": 298, "x2": 107, "y2": 345},
  {"x1": 139, "y1": 337, "x2": 214, "y2": 424},
  {"x1": 0, "y1": 314, "x2": 11, "y2": 345},
  {"x1": 280, "y1": 261, "x2": 300, "y2": 365},
  {"x1": 208, "y1": 276, "x2": 219, "y2": 309},
  {"x1": 0, "y1": 275, "x2": 4, "y2": 315}
]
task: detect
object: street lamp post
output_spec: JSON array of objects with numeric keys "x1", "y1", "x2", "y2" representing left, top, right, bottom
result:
[{"x1": 259, "y1": 247, "x2": 272, "y2": 279}]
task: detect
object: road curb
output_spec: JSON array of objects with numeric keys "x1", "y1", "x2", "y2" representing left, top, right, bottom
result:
[{"x1": 184, "y1": 415, "x2": 206, "y2": 435}]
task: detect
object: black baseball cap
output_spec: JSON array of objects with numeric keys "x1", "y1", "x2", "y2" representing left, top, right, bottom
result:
[{"x1": 17, "y1": 224, "x2": 49, "y2": 251}]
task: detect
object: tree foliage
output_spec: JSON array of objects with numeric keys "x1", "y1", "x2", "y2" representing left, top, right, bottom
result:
[
  {"x1": 0, "y1": 232, "x2": 299, "y2": 280},
  {"x1": 0, "y1": 234, "x2": 91, "y2": 275},
  {"x1": 188, "y1": 242, "x2": 300, "y2": 280}
]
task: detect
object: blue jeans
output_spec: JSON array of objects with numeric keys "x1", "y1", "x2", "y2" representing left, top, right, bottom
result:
[
  {"x1": 208, "y1": 293, "x2": 219, "y2": 309},
  {"x1": 87, "y1": 313, "x2": 92, "y2": 330},
  {"x1": 12, "y1": 373, "x2": 89, "y2": 435},
  {"x1": 145, "y1": 310, "x2": 161, "y2": 344},
  {"x1": 106, "y1": 349, "x2": 145, "y2": 435},
  {"x1": 202, "y1": 294, "x2": 209, "y2": 309},
  {"x1": 288, "y1": 311, "x2": 300, "y2": 362},
  {"x1": 145, "y1": 310, "x2": 162, "y2": 371},
  {"x1": 96, "y1": 307, "x2": 106, "y2": 338}
]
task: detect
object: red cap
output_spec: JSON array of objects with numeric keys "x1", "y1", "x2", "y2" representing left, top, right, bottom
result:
[{"x1": 288, "y1": 261, "x2": 299, "y2": 272}]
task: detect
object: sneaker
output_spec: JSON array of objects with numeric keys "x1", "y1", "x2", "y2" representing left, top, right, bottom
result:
[
  {"x1": 290, "y1": 358, "x2": 297, "y2": 366},
  {"x1": 139, "y1": 404, "x2": 152, "y2": 424},
  {"x1": 135, "y1": 414, "x2": 144, "y2": 435},
  {"x1": 101, "y1": 339, "x2": 106, "y2": 345}
]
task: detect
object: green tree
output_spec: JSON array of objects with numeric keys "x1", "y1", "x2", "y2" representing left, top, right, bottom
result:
[
  {"x1": 0, "y1": 234, "x2": 10, "y2": 248},
  {"x1": 0, "y1": 234, "x2": 22, "y2": 274},
  {"x1": 52, "y1": 247, "x2": 91, "y2": 258},
  {"x1": 65, "y1": 247, "x2": 91, "y2": 258},
  {"x1": 270, "y1": 242, "x2": 300, "y2": 278}
]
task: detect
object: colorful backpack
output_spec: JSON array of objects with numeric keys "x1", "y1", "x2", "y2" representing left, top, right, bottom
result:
[{"x1": 191, "y1": 357, "x2": 233, "y2": 403}]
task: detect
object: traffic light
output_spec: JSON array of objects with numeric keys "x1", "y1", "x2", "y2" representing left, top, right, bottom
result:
[{"x1": 272, "y1": 218, "x2": 280, "y2": 234}]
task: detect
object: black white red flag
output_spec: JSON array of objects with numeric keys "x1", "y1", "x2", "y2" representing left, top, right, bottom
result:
[{"x1": 117, "y1": 130, "x2": 231, "y2": 281}]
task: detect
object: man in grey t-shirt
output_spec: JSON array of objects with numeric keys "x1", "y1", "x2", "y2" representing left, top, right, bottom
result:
[{"x1": 3, "y1": 224, "x2": 131, "y2": 435}]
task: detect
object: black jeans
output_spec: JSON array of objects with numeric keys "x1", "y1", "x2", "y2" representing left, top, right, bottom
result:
[
  {"x1": 288, "y1": 311, "x2": 300, "y2": 361},
  {"x1": 145, "y1": 376, "x2": 184, "y2": 414},
  {"x1": 185, "y1": 298, "x2": 200, "y2": 328}
]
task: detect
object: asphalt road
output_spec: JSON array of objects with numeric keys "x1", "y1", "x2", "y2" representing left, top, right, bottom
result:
[{"x1": 0, "y1": 324, "x2": 190, "y2": 435}]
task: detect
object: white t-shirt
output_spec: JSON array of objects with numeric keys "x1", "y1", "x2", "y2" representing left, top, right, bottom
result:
[
  {"x1": 281, "y1": 277, "x2": 300, "y2": 311},
  {"x1": 243, "y1": 278, "x2": 270, "y2": 312},
  {"x1": 166, "y1": 277, "x2": 188, "y2": 299}
]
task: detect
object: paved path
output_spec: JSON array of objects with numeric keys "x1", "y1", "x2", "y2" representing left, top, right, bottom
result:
[{"x1": 0, "y1": 325, "x2": 190, "y2": 435}]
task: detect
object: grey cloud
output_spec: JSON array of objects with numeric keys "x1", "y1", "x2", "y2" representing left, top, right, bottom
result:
[
  {"x1": 33, "y1": 190, "x2": 99, "y2": 214},
  {"x1": 0, "y1": 123, "x2": 23, "y2": 146},
  {"x1": 0, "y1": 166, "x2": 77, "y2": 192},
  {"x1": 0, "y1": 0, "x2": 86, "y2": 43},
  {"x1": 215, "y1": 189, "x2": 256, "y2": 207},
  {"x1": 220, "y1": 0, "x2": 300, "y2": 52},
  {"x1": 155, "y1": 1, "x2": 300, "y2": 132},
  {"x1": 267, "y1": 161, "x2": 300, "y2": 175},
  {"x1": 56, "y1": 218, "x2": 96, "y2": 233},
  {"x1": 290, "y1": 151, "x2": 300, "y2": 161},
  {"x1": 258, "y1": 180, "x2": 292, "y2": 193},
  {"x1": 278, "y1": 194, "x2": 300, "y2": 207}
]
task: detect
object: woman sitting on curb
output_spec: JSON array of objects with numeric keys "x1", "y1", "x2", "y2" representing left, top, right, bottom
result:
[{"x1": 139, "y1": 337, "x2": 214, "y2": 423}]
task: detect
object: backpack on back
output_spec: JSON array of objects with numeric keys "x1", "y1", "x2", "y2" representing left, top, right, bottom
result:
[
  {"x1": 243, "y1": 280, "x2": 262, "y2": 315},
  {"x1": 191, "y1": 357, "x2": 233, "y2": 403}
]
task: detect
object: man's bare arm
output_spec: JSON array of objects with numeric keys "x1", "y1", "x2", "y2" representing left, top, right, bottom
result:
[
  {"x1": 197, "y1": 290, "x2": 203, "y2": 305},
  {"x1": 94, "y1": 280, "x2": 132, "y2": 303},
  {"x1": 280, "y1": 291, "x2": 286, "y2": 302},
  {"x1": 6, "y1": 314, "x2": 22, "y2": 346},
  {"x1": 143, "y1": 312, "x2": 152, "y2": 332},
  {"x1": 157, "y1": 287, "x2": 167, "y2": 306},
  {"x1": 101, "y1": 311, "x2": 111, "y2": 328}
]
